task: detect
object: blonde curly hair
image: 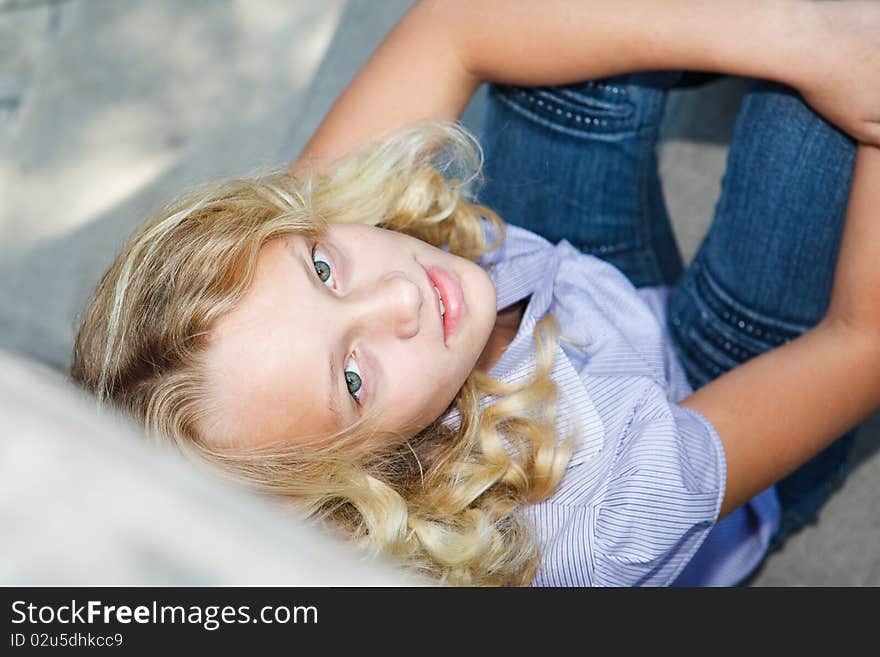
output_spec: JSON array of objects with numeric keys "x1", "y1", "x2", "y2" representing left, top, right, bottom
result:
[{"x1": 70, "y1": 121, "x2": 575, "y2": 586}]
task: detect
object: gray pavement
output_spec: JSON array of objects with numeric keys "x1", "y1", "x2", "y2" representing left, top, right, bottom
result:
[{"x1": 1, "y1": 0, "x2": 878, "y2": 585}]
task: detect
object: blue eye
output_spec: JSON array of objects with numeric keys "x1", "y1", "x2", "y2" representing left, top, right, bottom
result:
[
  {"x1": 311, "y1": 244, "x2": 362, "y2": 405},
  {"x1": 312, "y1": 246, "x2": 334, "y2": 287},
  {"x1": 344, "y1": 356, "x2": 363, "y2": 402}
]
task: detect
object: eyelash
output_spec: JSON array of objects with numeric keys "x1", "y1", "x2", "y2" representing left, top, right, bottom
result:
[
  {"x1": 311, "y1": 243, "x2": 364, "y2": 405},
  {"x1": 311, "y1": 244, "x2": 336, "y2": 289}
]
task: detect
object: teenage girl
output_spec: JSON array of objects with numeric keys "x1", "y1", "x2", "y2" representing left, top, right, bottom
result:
[{"x1": 72, "y1": 0, "x2": 880, "y2": 585}]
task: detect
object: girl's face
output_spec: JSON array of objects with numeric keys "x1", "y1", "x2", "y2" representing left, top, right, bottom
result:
[{"x1": 202, "y1": 223, "x2": 498, "y2": 448}]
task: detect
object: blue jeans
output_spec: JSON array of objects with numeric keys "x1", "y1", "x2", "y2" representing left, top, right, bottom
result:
[{"x1": 477, "y1": 73, "x2": 857, "y2": 554}]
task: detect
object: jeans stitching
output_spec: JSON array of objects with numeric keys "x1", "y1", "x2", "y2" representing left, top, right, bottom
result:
[
  {"x1": 552, "y1": 83, "x2": 633, "y2": 114},
  {"x1": 492, "y1": 86, "x2": 638, "y2": 140},
  {"x1": 669, "y1": 266, "x2": 786, "y2": 387},
  {"x1": 675, "y1": 313, "x2": 736, "y2": 383},
  {"x1": 571, "y1": 239, "x2": 640, "y2": 258},
  {"x1": 692, "y1": 259, "x2": 810, "y2": 340}
]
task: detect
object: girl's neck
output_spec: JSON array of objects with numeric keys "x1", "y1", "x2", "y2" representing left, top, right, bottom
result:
[{"x1": 475, "y1": 296, "x2": 529, "y2": 372}]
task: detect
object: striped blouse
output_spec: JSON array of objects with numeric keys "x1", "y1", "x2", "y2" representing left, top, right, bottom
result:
[{"x1": 445, "y1": 223, "x2": 781, "y2": 586}]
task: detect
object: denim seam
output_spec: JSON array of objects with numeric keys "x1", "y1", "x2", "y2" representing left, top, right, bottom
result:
[
  {"x1": 695, "y1": 259, "x2": 811, "y2": 340},
  {"x1": 568, "y1": 239, "x2": 641, "y2": 258},
  {"x1": 670, "y1": 284, "x2": 743, "y2": 385},
  {"x1": 673, "y1": 313, "x2": 736, "y2": 383},
  {"x1": 669, "y1": 256, "x2": 820, "y2": 389},
  {"x1": 552, "y1": 83, "x2": 633, "y2": 115},
  {"x1": 492, "y1": 87, "x2": 638, "y2": 141}
]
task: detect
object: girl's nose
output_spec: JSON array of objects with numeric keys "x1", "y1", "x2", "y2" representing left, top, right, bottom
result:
[{"x1": 351, "y1": 272, "x2": 422, "y2": 339}]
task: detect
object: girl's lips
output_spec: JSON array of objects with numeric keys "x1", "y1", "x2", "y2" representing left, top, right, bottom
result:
[{"x1": 425, "y1": 265, "x2": 463, "y2": 344}]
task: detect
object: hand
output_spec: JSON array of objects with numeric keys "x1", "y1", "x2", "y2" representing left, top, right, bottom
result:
[{"x1": 794, "y1": 1, "x2": 880, "y2": 146}]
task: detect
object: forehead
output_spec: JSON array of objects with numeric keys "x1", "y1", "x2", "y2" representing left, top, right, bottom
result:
[{"x1": 202, "y1": 235, "x2": 342, "y2": 446}]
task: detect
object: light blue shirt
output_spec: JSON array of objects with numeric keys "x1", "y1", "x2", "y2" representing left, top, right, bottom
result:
[{"x1": 444, "y1": 223, "x2": 780, "y2": 586}]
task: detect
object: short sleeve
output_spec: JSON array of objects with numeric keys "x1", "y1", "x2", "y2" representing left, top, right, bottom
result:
[{"x1": 528, "y1": 382, "x2": 727, "y2": 587}]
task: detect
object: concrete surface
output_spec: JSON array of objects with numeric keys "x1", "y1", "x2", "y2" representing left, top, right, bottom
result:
[
  {"x1": 0, "y1": 348, "x2": 414, "y2": 585},
  {"x1": 1, "y1": 0, "x2": 877, "y2": 585}
]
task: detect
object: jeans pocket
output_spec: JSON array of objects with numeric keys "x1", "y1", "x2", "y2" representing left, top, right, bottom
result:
[{"x1": 490, "y1": 81, "x2": 638, "y2": 139}]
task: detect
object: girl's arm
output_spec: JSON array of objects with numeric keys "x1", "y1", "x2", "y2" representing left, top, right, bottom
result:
[
  {"x1": 291, "y1": 0, "x2": 880, "y2": 174},
  {"x1": 680, "y1": 144, "x2": 880, "y2": 519}
]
